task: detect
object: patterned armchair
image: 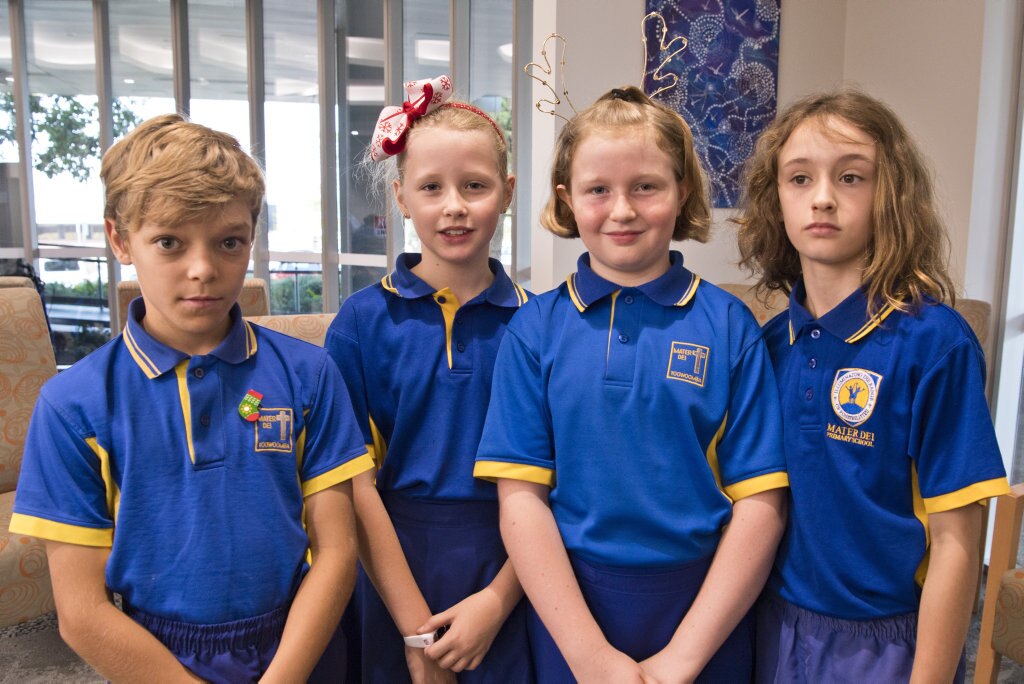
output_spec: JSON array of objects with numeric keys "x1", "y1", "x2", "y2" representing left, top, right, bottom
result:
[
  {"x1": 245, "y1": 313, "x2": 335, "y2": 347},
  {"x1": 0, "y1": 278, "x2": 58, "y2": 627}
]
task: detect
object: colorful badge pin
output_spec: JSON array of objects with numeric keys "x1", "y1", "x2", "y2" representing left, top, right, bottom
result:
[{"x1": 238, "y1": 389, "x2": 263, "y2": 422}]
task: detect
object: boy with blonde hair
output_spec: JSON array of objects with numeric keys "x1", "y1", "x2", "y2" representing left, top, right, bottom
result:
[{"x1": 10, "y1": 114, "x2": 373, "y2": 683}]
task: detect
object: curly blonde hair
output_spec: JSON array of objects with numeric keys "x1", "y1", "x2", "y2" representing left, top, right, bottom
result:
[
  {"x1": 101, "y1": 114, "x2": 265, "y2": 234},
  {"x1": 736, "y1": 90, "x2": 954, "y2": 314},
  {"x1": 541, "y1": 85, "x2": 711, "y2": 242}
]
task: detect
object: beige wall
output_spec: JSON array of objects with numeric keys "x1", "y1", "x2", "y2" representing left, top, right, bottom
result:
[{"x1": 527, "y1": 0, "x2": 1020, "y2": 307}]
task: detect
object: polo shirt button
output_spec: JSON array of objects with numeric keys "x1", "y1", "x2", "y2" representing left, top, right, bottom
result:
[
  {"x1": 194, "y1": 368, "x2": 205, "y2": 378},
  {"x1": 805, "y1": 388, "x2": 813, "y2": 400},
  {"x1": 618, "y1": 334, "x2": 629, "y2": 344},
  {"x1": 457, "y1": 342, "x2": 465, "y2": 352},
  {"x1": 808, "y1": 358, "x2": 817, "y2": 369},
  {"x1": 200, "y1": 414, "x2": 211, "y2": 427},
  {"x1": 436, "y1": 296, "x2": 447, "y2": 304},
  {"x1": 623, "y1": 295, "x2": 634, "y2": 305},
  {"x1": 810, "y1": 329, "x2": 821, "y2": 339},
  {"x1": 456, "y1": 318, "x2": 464, "y2": 325}
]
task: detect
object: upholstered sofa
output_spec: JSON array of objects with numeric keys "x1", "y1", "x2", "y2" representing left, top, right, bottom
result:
[{"x1": 0, "y1": 278, "x2": 58, "y2": 627}]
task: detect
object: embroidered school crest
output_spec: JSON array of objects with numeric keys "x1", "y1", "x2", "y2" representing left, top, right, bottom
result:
[
  {"x1": 255, "y1": 408, "x2": 294, "y2": 453},
  {"x1": 830, "y1": 368, "x2": 882, "y2": 427},
  {"x1": 666, "y1": 341, "x2": 710, "y2": 387}
]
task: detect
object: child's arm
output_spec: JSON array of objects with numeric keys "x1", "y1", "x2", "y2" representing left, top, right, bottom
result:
[
  {"x1": 46, "y1": 541, "x2": 203, "y2": 682},
  {"x1": 261, "y1": 480, "x2": 358, "y2": 683},
  {"x1": 640, "y1": 488, "x2": 786, "y2": 682},
  {"x1": 352, "y1": 469, "x2": 455, "y2": 684},
  {"x1": 417, "y1": 558, "x2": 522, "y2": 672},
  {"x1": 499, "y1": 478, "x2": 649, "y2": 683},
  {"x1": 910, "y1": 503, "x2": 983, "y2": 683}
]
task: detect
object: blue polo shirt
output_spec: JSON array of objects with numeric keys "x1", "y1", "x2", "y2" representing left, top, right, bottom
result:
[
  {"x1": 325, "y1": 254, "x2": 529, "y2": 501},
  {"x1": 475, "y1": 251, "x2": 789, "y2": 567},
  {"x1": 763, "y1": 281, "x2": 1009, "y2": 620},
  {"x1": 11, "y1": 299, "x2": 373, "y2": 624}
]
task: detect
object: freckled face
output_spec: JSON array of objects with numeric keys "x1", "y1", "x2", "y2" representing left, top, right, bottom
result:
[{"x1": 557, "y1": 129, "x2": 687, "y2": 287}]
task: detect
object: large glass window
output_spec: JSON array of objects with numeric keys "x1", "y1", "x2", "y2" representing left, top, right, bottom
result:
[
  {"x1": 25, "y1": 1, "x2": 111, "y2": 364},
  {"x1": 340, "y1": 0, "x2": 387, "y2": 300},
  {"x1": 188, "y1": 0, "x2": 249, "y2": 149},
  {"x1": 264, "y1": 0, "x2": 323, "y2": 313},
  {"x1": 0, "y1": 0, "x2": 20, "y2": 255},
  {"x1": 470, "y1": 0, "x2": 513, "y2": 269}
]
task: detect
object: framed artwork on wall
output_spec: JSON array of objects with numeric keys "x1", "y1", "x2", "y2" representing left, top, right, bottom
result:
[{"x1": 643, "y1": 0, "x2": 780, "y2": 208}]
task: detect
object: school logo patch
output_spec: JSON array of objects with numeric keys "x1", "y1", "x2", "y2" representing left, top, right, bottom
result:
[
  {"x1": 666, "y1": 341, "x2": 710, "y2": 387},
  {"x1": 830, "y1": 368, "x2": 882, "y2": 427},
  {"x1": 255, "y1": 408, "x2": 294, "y2": 453}
]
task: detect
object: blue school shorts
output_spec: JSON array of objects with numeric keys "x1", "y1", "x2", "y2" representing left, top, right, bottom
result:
[
  {"x1": 349, "y1": 493, "x2": 532, "y2": 683},
  {"x1": 755, "y1": 593, "x2": 965, "y2": 683},
  {"x1": 128, "y1": 602, "x2": 288, "y2": 683},
  {"x1": 529, "y1": 553, "x2": 753, "y2": 683}
]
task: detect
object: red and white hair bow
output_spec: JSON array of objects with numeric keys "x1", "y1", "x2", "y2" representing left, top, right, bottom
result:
[{"x1": 369, "y1": 75, "x2": 453, "y2": 161}]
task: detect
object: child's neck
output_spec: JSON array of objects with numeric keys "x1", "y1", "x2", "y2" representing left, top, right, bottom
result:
[
  {"x1": 799, "y1": 261, "x2": 864, "y2": 319},
  {"x1": 412, "y1": 254, "x2": 495, "y2": 306}
]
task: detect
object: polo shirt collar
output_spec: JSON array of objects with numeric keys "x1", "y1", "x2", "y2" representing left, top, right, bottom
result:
[
  {"x1": 380, "y1": 253, "x2": 528, "y2": 307},
  {"x1": 122, "y1": 297, "x2": 257, "y2": 379},
  {"x1": 566, "y1": 251, "x2": 700, "y2": 312},
  {"x1": 786, "y1": 279, "x2": 898, "y2": 345}
]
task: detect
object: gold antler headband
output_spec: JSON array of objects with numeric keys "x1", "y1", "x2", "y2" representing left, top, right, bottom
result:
[
  {"x1": 641, "y1": 11, "x2": 688, "y2": 99},
  {"x1": 523, "y1": 33, "x2": 577, "y2": 122}
]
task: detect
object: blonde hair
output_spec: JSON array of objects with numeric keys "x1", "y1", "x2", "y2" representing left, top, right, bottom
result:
[
  {"x1": 364, "y1": 102, "x2": 511, "y2": 214},
  {"x1": 101, "y1": 114, "x2": 265, "y2": 234},
  {"x1": 541, "y1": 85, "x2": 711, "y2": 242},
  {"x1": 736, "y1": 90, "x2": 955, "y2": 314}
]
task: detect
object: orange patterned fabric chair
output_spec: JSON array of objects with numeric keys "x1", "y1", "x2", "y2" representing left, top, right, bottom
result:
[
  {"x1": 0, "y1": 281, "x2": 58, "y2": 627},
  {"x1": 115, "y1": 277, "x2": 271, "y2": 330},
  {"x1": 245, "y1": 313, "x2": 335, "y2": 348}
]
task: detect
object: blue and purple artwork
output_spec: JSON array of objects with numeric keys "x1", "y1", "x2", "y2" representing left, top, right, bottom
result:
[{"x1": 643, "y1": 0, "x2": 780, "y2": 207}]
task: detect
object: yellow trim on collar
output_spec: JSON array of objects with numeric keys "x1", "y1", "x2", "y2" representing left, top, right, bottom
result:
[
  {"x1": 513, "y1": 283, "x2": 529, "y2": 306},
  {"x1": 923, "y1": 477, "x2": 1011, "y2": 514},
  {"x1": 675, "y1": 273, "x2": 701, "y2": 307},
  {"x1": 8, "y1": 513, "x2": 113, "y2": 547},
  {"x1": 243, "y1": 320, "x2": 258, "y2": 357},
  {"x1": 566, "y1": 273, "x2": 586, "y2": 313},
  {"x1": 381, "y1": 274, "x2": 399, "y2": 295},
  {"x1": 788, "y1": 320, "x2": 795, "y2": 346},
  {"x1": 845, "y1": 303, "x2": 898, "y2": 343},
  {"x1": 473, "y1": 460, "x2": 556, "y2": 487},
  {"x1": 123, "y1": 324, "x2": 161, "y2": 378}
]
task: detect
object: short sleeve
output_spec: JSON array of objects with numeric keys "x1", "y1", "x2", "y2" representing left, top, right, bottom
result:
[
  {"x1": 325, "y1": 302, "x2": 375, "y2": 459},
  {"x1": 911, "y1": 338, "x2": 1008, "y2": 512},
  {"x1": 474, "y1": 317, "x2": 556, "y2": 487},
  {"x1": 716, "y1": 327, "x2": 789, "y2": 501},
  {"x1": 10, "y1": 394, "x2": 115, "y2": 546},
  {"x1": 296, "y1": 352, "x2": 374, "y2": 497}
]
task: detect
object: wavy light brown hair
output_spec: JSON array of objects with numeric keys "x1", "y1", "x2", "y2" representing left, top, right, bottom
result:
[
  {"x1": 541, "y1": 85, "x2": 711, "y2": 242},
  {"x1": 101, "y1": 114, "x2": 265, "y2": 235},
  {"x1": 736, "y1": 90, "x2": 955, "y2": 315}
]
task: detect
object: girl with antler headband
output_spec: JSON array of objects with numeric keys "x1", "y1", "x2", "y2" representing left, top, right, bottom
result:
[
  {"x1": 476, "y1": 85, "x2": 789, "y2": 682},
  {"x1": 324, "y1": 76, "x2": 533, "y2": 683}
]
